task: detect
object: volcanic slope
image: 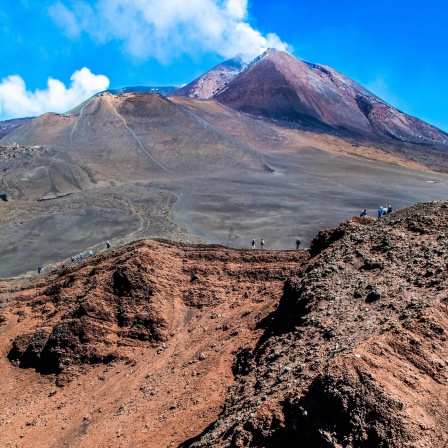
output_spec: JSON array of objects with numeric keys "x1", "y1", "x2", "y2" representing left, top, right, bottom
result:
[
  {"x1": 204, "y1": 49, "x2": 448, "y2": 171},
  {"x1": 0, "y1": 201, "x2": 447, "y2": 447},
  {"x1": 0, "y1": 92, "x2": 268, "y2": 277},
  {"x1": 0, "y1": 241, "x2": 306, "y2": 447},
  {"x1": 1, "y1": 91, "x2": 448, "y2": 279},
  {"x1": 172, "y1": 55, "x2": 249, "y2": 99},
  {"x1": 0, "y1": 92, "x2": 265, "y2": 195},
  {"x1": 0, "y1": 117, "x2": 34, "y2": 139},
  {"x1": 187, "y1": 200, "x2": 448, "y2": 448}
]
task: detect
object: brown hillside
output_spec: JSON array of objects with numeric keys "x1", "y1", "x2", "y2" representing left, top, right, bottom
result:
[
  {"x1": 0, "y1": 201, "x2": 447, "y2": 447},
  {"x1": 170, "y1": 96, "x2": 435, "y2": 172},
  {"x1": 1, "y1": 93, "x2": 264, "y2": 190},
  {"x1": 189, "y1": 200, "x2": 448, "y2": 447},
  {"x1": 214, "y1": 50, "x2": 448, "y2": 171},
  {"x1": 0, "y1": 242, "x2": 306, "y2": 447}
]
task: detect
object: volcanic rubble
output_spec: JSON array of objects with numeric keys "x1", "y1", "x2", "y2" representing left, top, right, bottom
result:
[
  {"x1": 186, "y1": 201, "x2": 448, "y2": 447},
  {"x1": 0, "y1": 201, "x2": 447, "y2": 447}
]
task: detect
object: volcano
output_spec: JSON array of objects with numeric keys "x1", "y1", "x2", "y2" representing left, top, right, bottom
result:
[
  {"x1": 176, "y1": 49, "x2": 448, "y2": 169},
  {"x1": 1, "y1": 92, "x2": 264, "y2": 195},
  {"x1": 187, "y1": 49, "x2": 448, "y2": 145}
]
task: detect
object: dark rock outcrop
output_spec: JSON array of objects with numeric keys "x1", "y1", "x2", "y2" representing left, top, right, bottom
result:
[
  {"x1": 5, "y1": 241, "x2": 306, "y2": 386},
  {"x1": 188, "y1": 200, "x2": 448, "y2": 448},
  {"x1": 0, "y1": 117, "x2": 34, "y2": 139}
]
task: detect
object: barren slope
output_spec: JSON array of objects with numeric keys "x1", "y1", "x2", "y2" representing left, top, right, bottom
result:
[
  {"x1": 189, "y1": 200, "x2": 448, "y2": 447},
  {"x1": 170, "y1": 96, "x2": 435, "y2": 171},
  {"x1": 0, "y1": 93, "x2": 265, "y2": 194},
  {"x1": 172, "y1": 56, "x2": 248, "y2": 99},
  {"x1": 1, "y1": 201, "x2": 448, "y2": 447},
  {"x1": 0, "y1": 242, "x2": 306, "y2": 447},
  {"x1": 213, "y1": 50, "x2": 448, "y2": 171},
  {"x1": 1, "y1": 89, "x2": 448, "y2": 280}
]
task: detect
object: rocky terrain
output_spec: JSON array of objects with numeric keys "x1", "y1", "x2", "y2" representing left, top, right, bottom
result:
[
  {"x1": 0, "y1": 200, "x2": 447, "y2": 447},
  {"x1": 187, "y1": 200, "x2": 448, "y2": 447},
  {"x1": 0, "y1": 143, "x2": 42, "y2": 162},
  {"x1": 0, "y1": 241, "x2": 306, "y2": 447},
  {"x1": 172, "y1": 55, "x2": 248, "y2": 99}
]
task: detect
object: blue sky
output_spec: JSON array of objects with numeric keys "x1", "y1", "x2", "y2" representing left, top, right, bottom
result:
[{"x1": 1, "y1": 0, "x2": 447, "y2": 132}]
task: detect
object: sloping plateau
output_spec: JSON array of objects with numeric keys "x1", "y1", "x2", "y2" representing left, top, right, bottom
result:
[{"x1": 1, "y1": 92, "x2": 448, "y2": 278}]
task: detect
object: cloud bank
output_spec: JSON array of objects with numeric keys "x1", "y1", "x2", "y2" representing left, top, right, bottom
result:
[
  {"x1": 0, "y1": 68, "x2": 110, "y2": 120},
  {"x1": 49, "y1": 0, "x2": 290, "y2": 61}
]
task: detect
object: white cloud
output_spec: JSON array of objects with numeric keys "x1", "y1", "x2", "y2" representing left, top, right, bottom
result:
[
  {"x1": 49, "y1": 1, "x2": 96, "y2": 38},
  {"x1": 49, "y1": 0, "x2": 291, "y2": 62},
  {"x1": 48, "y1": 2, "x2": 81, "y2": 38},
  {"x1": 0, "y1": 68, "x2": 110, "y2": 120},
  {"x1": 225, "y1": 0, "x2": 248, "y2": 20}
]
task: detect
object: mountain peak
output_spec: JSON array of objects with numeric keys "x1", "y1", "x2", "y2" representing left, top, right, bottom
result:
[
  {"x1": 171, "y1": 55, "x2": 249, "y2": 100},
  {"x1": 212, "y1": 50, "x2": 448, "y2": 151}
]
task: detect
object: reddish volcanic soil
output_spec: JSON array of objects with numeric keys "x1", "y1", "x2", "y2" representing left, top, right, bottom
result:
[
  {"x1": 1, "y1": 201, "x2": 448, "y2": 447},
  {"x1": 0, "y1": 241, "x2": 306, "y2": 447},
  {"x1": 188, "y1": 201, "x2": 448, "y2": 447}
]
